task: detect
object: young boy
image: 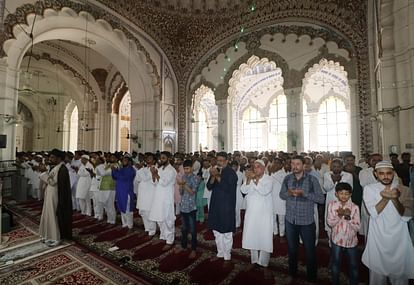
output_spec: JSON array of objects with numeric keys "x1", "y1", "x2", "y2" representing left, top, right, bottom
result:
[
  {"x1": 176, "y1": 159, "x2": 199, "y2": 258},
  {"x1": 327, "y1": 182, "x2": 360, "y2": 285}
]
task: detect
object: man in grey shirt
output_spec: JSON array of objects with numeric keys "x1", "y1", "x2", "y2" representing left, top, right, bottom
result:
[{"x1": 280, "y1": 155, "x2": 325, "y2": 283}]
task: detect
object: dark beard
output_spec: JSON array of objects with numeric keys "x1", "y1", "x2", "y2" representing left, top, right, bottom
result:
[{"x1": 380, "y1": 179, "x2": 392, "y2": 185}]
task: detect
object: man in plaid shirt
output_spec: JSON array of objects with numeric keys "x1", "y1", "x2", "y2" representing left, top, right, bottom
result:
[{"x1": 280, "y1": 155, "x2": 325, "y2": 283}]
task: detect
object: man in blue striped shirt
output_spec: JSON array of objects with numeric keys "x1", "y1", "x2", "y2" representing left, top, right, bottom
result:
[{"x1": 280, "y1": 155, "x2": 325, "y2": 283}]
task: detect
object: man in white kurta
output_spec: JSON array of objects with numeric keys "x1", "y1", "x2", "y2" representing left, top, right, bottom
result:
[
  {"x1": 149, "y1": 152, "x2": 177, "y2": 249},
  {"x1": 76, "y1": 155, "x2": 93, "y2": 216},
  {"x1": 136, "y1": 153, "x2": 157, "y2": 236},
  {"x1": 270, "y1": 158, "x2": 287, "y2": 236},
  {"x1": 241, "y1": 160, "x2": 274, "y2": 268},
  {"x1": 362, "y1": 161, "x2": 414, "y2": 285},
  {"x1": 323, "y1": 159, "x2": 353, "y2": 242},
  {"x1": 359, "y1": 153, "x2": 388, "y2": 237},
  {"x1": 96, "y1": 157, "x2": 117, "y2": 224}
]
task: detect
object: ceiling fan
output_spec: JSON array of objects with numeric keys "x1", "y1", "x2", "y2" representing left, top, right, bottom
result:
[
  {"x1": 55, "y1": 126, "x2": 69, "y2": 133},
  {"x1": 16, "y1": 71, "x2": 66, "y2": 96},
  {"x1": 35, "y1": 133, "x2": 44, "y2": 140}
]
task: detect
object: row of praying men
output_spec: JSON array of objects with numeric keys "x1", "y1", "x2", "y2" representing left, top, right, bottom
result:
[{"x1": 15, "y1": 149, "x2": 414, "y2": 284}]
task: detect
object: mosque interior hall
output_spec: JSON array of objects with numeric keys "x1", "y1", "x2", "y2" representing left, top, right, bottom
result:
[{"x1": 0, "y1": 0, "x2": 413, "y2": 284}]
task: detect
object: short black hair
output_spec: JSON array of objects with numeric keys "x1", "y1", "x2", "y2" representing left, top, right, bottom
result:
[
  {"x1": 217, "y1": 151, "x2": 228, "y2": 159},
  {"x1": 183, "y1": 159, "x2": 193, "y2": 168},
  {"x1": 291, "y1": 155, "x2": 305, "y2": 164},
  {"x1": 160, "y1": 151, "x2": 172, "y2": 158},
  {"x1": 335, "y1": 182, "x2": 352, "y2": 193},
  {"x1": 230, "y1": 160, "x2": 239, "y2": 167}
]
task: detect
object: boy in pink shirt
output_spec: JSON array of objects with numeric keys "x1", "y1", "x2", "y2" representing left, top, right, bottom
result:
[{"x1": 327, "y1": 182, "x2": 360, "y2": 285}]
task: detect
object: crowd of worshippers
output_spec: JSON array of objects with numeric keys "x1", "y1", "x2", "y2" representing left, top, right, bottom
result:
[{"x1": 14, "y1": 149, "x2": 414, "y2": 285}]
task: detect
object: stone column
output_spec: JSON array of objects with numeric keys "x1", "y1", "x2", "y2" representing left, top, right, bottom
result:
[
  {"x1": 376, "y1": 0, "x2": 400, "y2": 154},
  {"x1": 216, "y1": 99, "x2": 230, "y2": 151},
  {"x1": 109, "y1": 113, "x2": 118, "y2": 152},
  {"x1": 0, "y1": 63, "x2": 18, "y2": 161},
  {"x1": 130, "y1": 98, "x2": 161, "y2": 152},
  {"x1": 286, "y1": 88, "x2": 303, "y2": 152},
  {"x1": 393, "y1": 0, "x2": 414, "y2": 153}
]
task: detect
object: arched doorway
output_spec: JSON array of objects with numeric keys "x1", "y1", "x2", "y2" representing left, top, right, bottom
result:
[
  {"x1": 191, "y1": 85, "x2": 218, "y2": 152},
  {"x1": 228, "y1": 55, "x2": 285, "y2": 151},
  {"x1": 69, "y1": 106, "x2": 78, "y2": 152},
  {"x1": 302, "y1": 59, "x2": 351, "y2": 151},
  {"x1": 119, "y1": 91, "x2": 131, "y2": 153}
]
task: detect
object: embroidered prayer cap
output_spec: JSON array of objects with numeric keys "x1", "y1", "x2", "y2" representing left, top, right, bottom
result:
[
  {"x1": 375, "y1": 160, "x2": 394, "y2": 170},
  {"x1": 254, "y1": 159, "x2": 266, "y2": 167},
  {"x1": 81, "y1": 154, "x2": 90, "y2": 160}
]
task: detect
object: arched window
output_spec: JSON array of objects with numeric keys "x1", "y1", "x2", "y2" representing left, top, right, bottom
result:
[
  {"x1": 191, "y1": 85, "x2": 218, "y2": 151},
  {"x1": 301, "y1": 59, "x2": 351, "y2": 151},
  {"x1": 198, "y1": 110, "x2": 208, "y2": 149},
  {"x1": 228, "y1": 55, "x2": 284, "y2": 151},
  {"x1": 242, "y1": 107, "x2": 263, "y2": 151},
  {"x1": 69, "y1": 106, "x2": 78, "y2": 152},
  {"x1": 119, "y1": 92, "x2": 131, "y2": 152},
  {"x1": 303, "y1": 100, "x2": 310, "y2": 152},
  {"x1": 269, "y1": 95, "x2": 288, "y2": 151},
  {"x1": 318, "y1": 97, "x2": 349, "y2": 151}
]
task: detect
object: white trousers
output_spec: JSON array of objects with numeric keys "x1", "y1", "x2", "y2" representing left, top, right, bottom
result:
[
  {"x1": 78, "y1": 196, "x2": 92, "y2": 216},
  {"x1": 158, "y1": 219, "x2": 175, "y2": 244},
  {"x1": 235, "y1": 207, "x2": 242, "y2": 228},
  {"x1": 99, "y1": 191, "x2": 116, "y2": 224},
  {"x1": 71, "y1": 183, "x2": 80, "y2": 210},
  {"x1": 139, "y1": 209, "x2": 157, "y2": 235},
  {"x1": 273, "y1": 214, "x2": 285, "y2": 236},
  {"x1": 213, "y1": 230, "x2": 233, "y2": 260},
  {"x1": 121, "y1": 197, "x2": 134, "y2": 229},
  {"x1": 92, "y1": 191, "x2": 101, "y2": 219},
  {"x1": 369, "y1": 270, "x2": 408, "y2": 285},
  {"x1": 251, "y1": 250, "x2": 271, "y2": 267},
  {"x1": 360, "y1": 202, "x2": 369, "y2": 238}
]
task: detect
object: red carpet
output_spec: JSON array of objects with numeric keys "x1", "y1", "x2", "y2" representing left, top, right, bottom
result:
[
  {"x1": 115, "y1": 233, "x2": 152, "y2": 250},
  {"x1": 78, "y1": 223, "x2": 116, "y2": 235},
  {"x1": 189, "y1": 258, "x2": 234, "y2": 285},
  {"x1": 94, "y1": 227, "x2": 129, "y2": 242},
  {"x1": 203, "y1": 230, "x2": 214, "y2": 240},
  {"x1": 158, "y1": 250, "x2": 201, "y2": 273},
  {"x1": 229, "y1": 267, "x2": 275, "y2": 285},
  {"x1": 133, "y1": 241, "x2": 170, "y2": 261},
  {"x1": 72, "y1": 219, "x2": 97, "y2": 229},
  {"x1": 233, "y1": 230, "x2": 243, "y2": 249}
]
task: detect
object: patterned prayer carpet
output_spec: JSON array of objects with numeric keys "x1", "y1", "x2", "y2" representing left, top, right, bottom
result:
[
  {"x1": 0, "y1": 245, "x2": 149, "y2": 285},
  {"x1": 6, "y1": 199, "x2": 413, "y2": 285}
]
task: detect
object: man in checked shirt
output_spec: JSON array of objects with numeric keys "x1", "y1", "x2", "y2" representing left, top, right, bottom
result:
[{"x1": 280, "y1": 155, "x2": 325, "y2": 283}]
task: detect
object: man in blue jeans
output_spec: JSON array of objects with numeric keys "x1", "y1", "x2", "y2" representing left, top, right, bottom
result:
[{"x1": 280, "y1": 155, "x2": 325, "y2": 283}]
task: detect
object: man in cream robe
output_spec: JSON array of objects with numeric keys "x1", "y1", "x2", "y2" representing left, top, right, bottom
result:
[
  {"x1": 241, "y1": 159, "x2": 274, "y2": 268},
  {"x1": 76, "y1": 155, "x2": 93, "y2": 216},
  {"x1": 149, "y1": 151, "x2": 177, "y2": 250},
  {"x1": 136, "y1": 153, "x2": 157, "y2": 236},
  {"x1": 39, "y1": 151, "x2": 64, "y2": 246},
  {"x1": 362, "y1": 161, "x2": 414, "y2": 285}
]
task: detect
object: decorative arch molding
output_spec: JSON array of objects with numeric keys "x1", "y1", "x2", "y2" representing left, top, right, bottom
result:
[
  {"x1": 228, "y1": 55, "x2": 284, "y2": 109},
  {"x1": 302, "y1": 59, "x2": 350, "y2": 111},
  {"x1": 24, "y1": 52, "x2": 97, "y2": 100},
  {"x1": 2, "y1": 7, "x2": 160, "y2": 109},
  {"x1": 112, "y1": 81, "x2": 129, "y2": 114},
  {"x1": 1, "y1": 1, "x2": 160, "y2": 92},
  {"x1": 180, "y1": 17, "x2": 368, "y2": 151}
]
